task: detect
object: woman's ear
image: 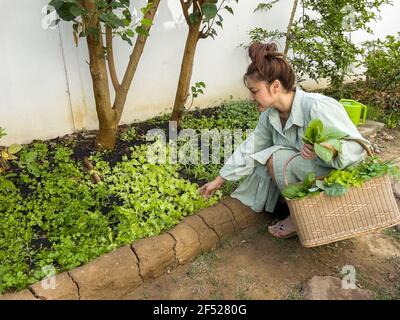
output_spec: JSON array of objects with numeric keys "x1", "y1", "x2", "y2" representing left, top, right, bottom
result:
[{"x1": 272, "y1": 80, "x2": 280, "y2": 94}]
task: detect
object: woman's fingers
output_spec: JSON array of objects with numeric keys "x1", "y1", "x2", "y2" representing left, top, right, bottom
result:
[
  {"x1": 199, "y1": 183, "x2": 214, "y2": 198},
  {"x1": 301, "y1": 145, "x2": 316, "y2": 160},
  {"x1": 304, "y1": 143, "x2": 314, "y2": 150}
]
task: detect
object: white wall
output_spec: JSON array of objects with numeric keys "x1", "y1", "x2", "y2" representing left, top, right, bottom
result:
[{"x1": 0, "y1": 0, "x2": 399, "y2": 145}]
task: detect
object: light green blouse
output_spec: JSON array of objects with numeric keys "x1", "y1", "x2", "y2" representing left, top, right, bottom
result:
[{"x1": 219, "y1": 88, "x2": 370, "y2": 213}]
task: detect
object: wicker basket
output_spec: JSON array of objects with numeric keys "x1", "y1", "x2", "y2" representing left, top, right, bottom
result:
[{"x1": 283, "y1": 139, "x2": 400, "y2": 247}]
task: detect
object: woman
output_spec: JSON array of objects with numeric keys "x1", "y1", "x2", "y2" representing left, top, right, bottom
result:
[{"x1": 199, "y1": 42, "x2": 370, "y2": 239}]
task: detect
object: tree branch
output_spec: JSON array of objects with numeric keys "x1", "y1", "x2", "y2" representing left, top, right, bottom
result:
[
  {"x1": 180, "y1": 0, "x2": 192, "y2": 25},
  {"x1": 105, "y1": 0, "x2": 119, "y2": 91},
  {"x1": 113, "y1": 0, "x2": 161, "y2": 122},
  {"x1": 106, "y1": 25, "x2": 120, "y2": 91},
  {"x1": 284, "y1": 0, "x2": 299, "y2": 55}
]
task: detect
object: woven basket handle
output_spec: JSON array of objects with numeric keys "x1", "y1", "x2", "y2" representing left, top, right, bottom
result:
[{"x1": 283, "y1": 138, "x2": 373, "y2": 188}]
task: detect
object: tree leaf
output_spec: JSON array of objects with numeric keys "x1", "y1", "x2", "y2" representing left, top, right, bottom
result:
[{"x1": 202, "y1": 3, "x2": 218, "y2": 21}]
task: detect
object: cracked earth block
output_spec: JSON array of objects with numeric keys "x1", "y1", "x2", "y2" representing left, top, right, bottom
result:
[
  {"x1": 197, "y1": 203, "x2": 236, "y2": 240},
  {"x1": 0, "y1": 289, "x2": 38, "y2": 300},
  {"x1": 168, "y1": 223, "x2": 202, "y2": 265},
  {"x1": 183, "y1": 215, "x2": 219, "y2": 253},
  {"x1": 221, "y1": 197, "x2": 266, "y2": 230},
  {"x1": 131, "y1": 233, "x2": 177, "y2": 280},
  {"x1": 70, "y1": 245, "x2": 142, "y2": 299},
  {"x1": 29, "y1": 272, "x2": 79, "y2": 300}
]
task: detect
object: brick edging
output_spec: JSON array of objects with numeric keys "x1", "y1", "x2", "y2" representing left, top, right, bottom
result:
[{"x1": 0, "y1": 197, "x2": 267, "y2": 300}]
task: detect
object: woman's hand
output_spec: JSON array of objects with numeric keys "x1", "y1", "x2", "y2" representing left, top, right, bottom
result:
[
  {"x1": 300, "y1": 143, "x2": 317, "y2": 160},
  {"x1": 199, "y1": 176, "x2": 226, "y2": 199}
]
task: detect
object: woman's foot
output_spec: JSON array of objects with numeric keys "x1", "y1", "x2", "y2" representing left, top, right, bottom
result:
[{"x1": 268, "y1": 215, "x2": 297, "y2": 239}]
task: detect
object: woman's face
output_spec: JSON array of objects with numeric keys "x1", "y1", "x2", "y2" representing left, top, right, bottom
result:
[{"x1": 245, "y1": 76, "x2": 278, "y2": 112}]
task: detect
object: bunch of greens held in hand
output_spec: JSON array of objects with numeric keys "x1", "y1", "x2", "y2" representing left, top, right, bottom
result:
[
  {"x1": 282, "y1": 156, "x2": 400, "y2": 200},
  {"x1": 302, "y1": 119, "x2": 348, "y2": 162}
]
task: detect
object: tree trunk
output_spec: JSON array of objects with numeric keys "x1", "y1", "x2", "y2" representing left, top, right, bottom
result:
[
  {"x1": 83, "y1": 0, "x2": 116, "y2": 150},
  {"x1": 170, "y1": 23, "x2": 201, "y2": 128},
  {"x1": 82, "y1": 0, "x2": 160, "y2": 150}
]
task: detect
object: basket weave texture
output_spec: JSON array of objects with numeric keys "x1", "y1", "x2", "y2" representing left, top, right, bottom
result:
[
  {"x1": 286, "y1": 175, "x2": 400, "y2": 247},
  {"x1": 283, "y1": 138, "x2": 400, "y2": 247}
]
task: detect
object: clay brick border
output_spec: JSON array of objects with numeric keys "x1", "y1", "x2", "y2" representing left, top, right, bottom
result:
[{"x1": 0, "y1": 197, "x2": 268, "y2": 300}]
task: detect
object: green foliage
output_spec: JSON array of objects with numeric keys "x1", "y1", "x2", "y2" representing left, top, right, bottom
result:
[
  {"x1": 181, "y1": 81, "x2": 207, "y2": 116},
  {"x1": 0, "y1": 127, "x2": 6, "y2": 140},
  {"x1": 191, "y1": 82, "x2": 206, "y2": 99},
  {"x1": 188, "y1": 0, "x2": 239, "y2": 39},
  {"x1": 283, "y1": 156, "x2": 400, "y2": 200},
  {"x1": 254, "y1": 0, "x2": 280, "y2": 12},
  {"x1": 0, "y1": 128, "x2": 22, "y2": 175},
  {"x1": 363, "y1": 33, "x2": 400, "y2": 90},
  {"x1": 0, "y1": 139, "x2": 220, "y2": 294},
  {"x1": 181, "y1": 99, "x2": 259, "y2": 196},
  {"x1": 182, "y1": 100, "x2": 259, "y2": 132},
  {"x1": 302, "y1": 119, "x2": 347, "y2": 162},
  {"x1": 282, "y1": 172, "x2": 319, "y2": 199},
  {"x1": 120, "y1": 127, "x2": 137, "y2": 142},
  {"x1": 47, "y1": 0, "x2": 154, "y2": 45},
  {"x1": 248, "y1": 0, "x2": 392, "y2": 90}
]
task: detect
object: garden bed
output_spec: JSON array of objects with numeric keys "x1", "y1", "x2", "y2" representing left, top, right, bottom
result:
[{"x1": 0, "y1": 99, "x2": 258, "y2": 294}]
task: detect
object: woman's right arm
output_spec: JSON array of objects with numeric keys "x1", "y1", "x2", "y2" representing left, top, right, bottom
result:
[{"x1": 199, "y1": 112, "x2": 273, "y2": 198}]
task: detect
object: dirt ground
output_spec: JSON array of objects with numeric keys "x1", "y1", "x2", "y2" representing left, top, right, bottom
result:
[{"x1": 123, "y1": 128, "x2": 400, "y2": 300}]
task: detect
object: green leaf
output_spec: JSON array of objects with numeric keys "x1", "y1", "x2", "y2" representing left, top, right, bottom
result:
[
  {"x1": 224, "y1": 5, "x2": 234, "y2": 15},
  {"x1": 135, "y1": 26, "x2": 149, "y2": 37},
  {"x1": 303, "y1": 172, "x2": 316, "y2": 189},
  {"x1": 316, "y1": 180, "x2": 326, "y2": 190},
  {"x1": 282, "y1": 183, "x2": 307, "y2": 199},
  {"x1": 315, "y1": 143, "x2": 333, "y2": 162},
  {"x1": 324, "y1": 183, "x2": 347, "y2": 197},
  {"x1": 324, "y1": 139, "x2": 342, "y2": 153},
  {"x1": 189, "y1": 13, "x2": 199, "y2": 25},
  {"x1": 99, "y1": 12, "x2": 126, "y2": 28},
  {"x1": 56, "y1": 3, "x2": 81, "y2": 21},
  {"x1": 319, "y1": 127, "x2": 347, "y2": 141},
  {"x1": 141, "y1": 18, "x2": 153, "y2": 27},
  {"x1": 8, "y1": 144, "x2": 22, "y2": 155},
  {"x1": 202, "y1": 3, "x2": 218, "y2": 21},
  {"x1": 304, "y1": 119, "x2": 323, "y2": 143}
]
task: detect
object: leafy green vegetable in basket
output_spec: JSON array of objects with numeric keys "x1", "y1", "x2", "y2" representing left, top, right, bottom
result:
[
  {"x1": 282, "y1": 172, "x2": 319, "y2": 199},
  {"x1": 283, "y1": 156, "x2": 400, "y2": 200},
  {"x1": 302, "y1": 119, "x2": 348, "y2": 162}
]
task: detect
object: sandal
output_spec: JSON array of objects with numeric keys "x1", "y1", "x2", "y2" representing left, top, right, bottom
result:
[{"x1": 268, "y1": 223, "x2": 297, "y2": 239}]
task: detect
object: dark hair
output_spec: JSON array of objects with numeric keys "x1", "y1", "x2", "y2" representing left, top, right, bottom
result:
[{"x1": 244, "y1": 42, "x2": 296, "y2": 91}]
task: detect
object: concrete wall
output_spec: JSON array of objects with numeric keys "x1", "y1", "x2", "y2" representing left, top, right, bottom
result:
[{"x1": 0, "y1": 0, "x2": 399, "y2": 145}]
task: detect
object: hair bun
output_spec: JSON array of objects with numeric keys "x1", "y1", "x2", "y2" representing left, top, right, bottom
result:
[{"x1": 248, "y1": 42, "x2": 284, "y2": 63}]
